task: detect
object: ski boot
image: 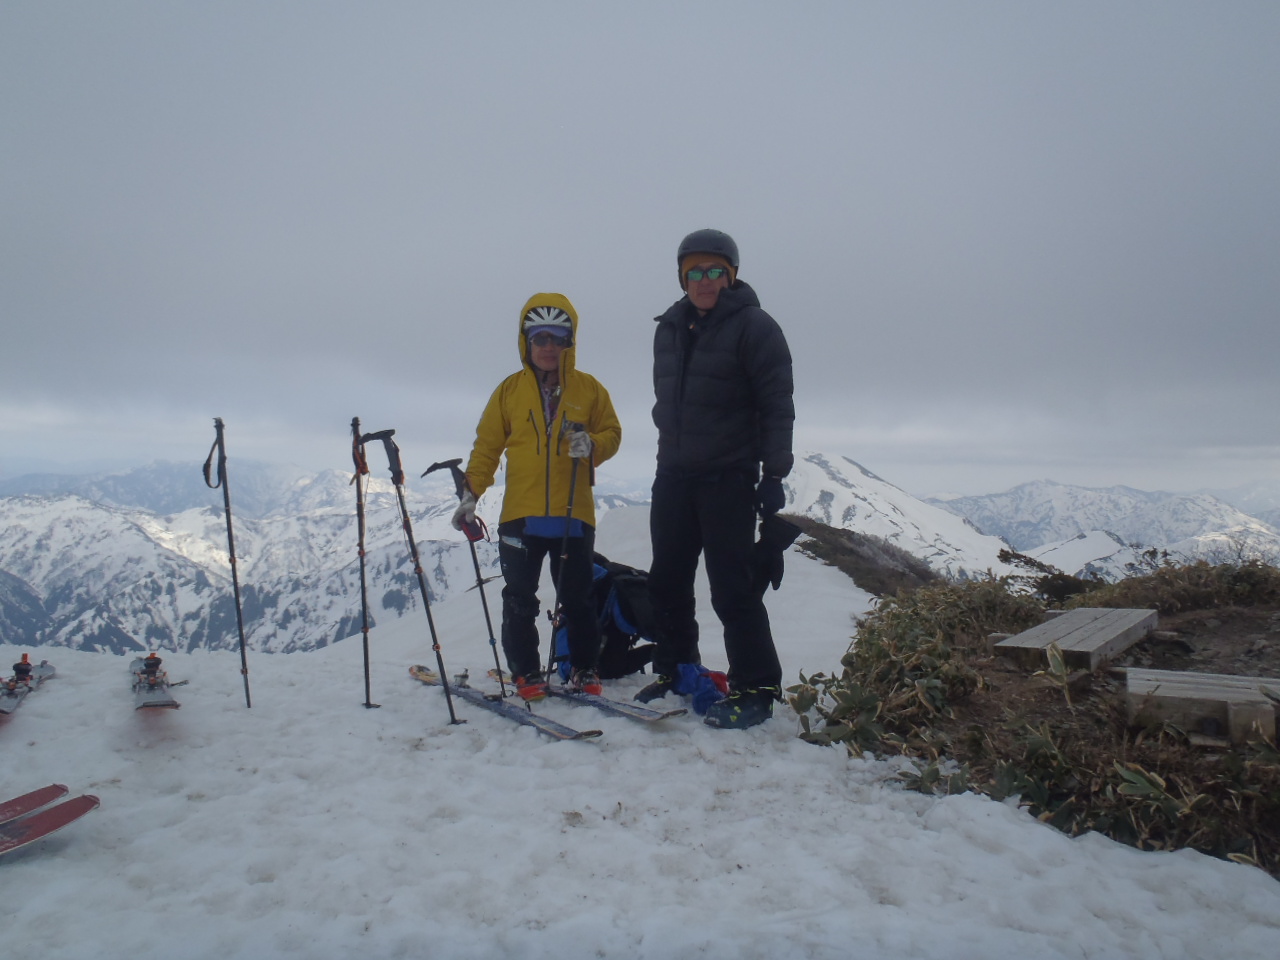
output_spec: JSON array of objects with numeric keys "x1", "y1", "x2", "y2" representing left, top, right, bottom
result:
[
  {"x1": 567, "y1": 667, "x2": 603, "y2": 696},
  {"x1": 634, "y1": 675, "x2": 674, "y2": 703},
  {"x1": 514, "y1": 670, "x2": 549, "y2": 702},
  {"x1": 703, "y1": 687, "x2": 780, "y2": 730},
  {"x1": 635, "y1": 663, "x2": 728, "y2": 715}
]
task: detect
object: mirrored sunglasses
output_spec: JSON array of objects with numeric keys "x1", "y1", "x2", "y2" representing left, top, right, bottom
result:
[{"x1": 686, "y1": 266, "x2": 729, "y2": 282}]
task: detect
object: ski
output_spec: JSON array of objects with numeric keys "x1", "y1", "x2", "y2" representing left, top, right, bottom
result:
[
  {"x1": 0, "y1": 784, "x2": 69, "y2": 826},
  {"x1": 0, "y1": 794, "x2": 100, "y2": 857},
  {"x1": 488, "y1": 669, "x2": 688, "y2": 723},
  {"x1": 545, "y1": 686, "x2": 688, "y2": 722},
  {"x1": 130, "y1": 654, "x2": 181, "y2": 710},
  {"x1": 409, "y1": 666, "x2": 602, "y2": 741},
  {"x1": 0, "y1": 658, "x2": 55, "y2": 716}
]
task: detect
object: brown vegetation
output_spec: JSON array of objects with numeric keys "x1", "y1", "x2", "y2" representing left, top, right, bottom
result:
[{"x1": 788, "y1": 551, "x2": 1280, "y2": 878}]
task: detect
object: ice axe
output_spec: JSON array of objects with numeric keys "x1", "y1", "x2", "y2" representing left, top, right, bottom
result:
[
  {"x1": 424, "y1": 458, "x2": 507, "y2": 698},
  {"x1": 424, "y1": 458, "x2": 487, "y2": 543}
]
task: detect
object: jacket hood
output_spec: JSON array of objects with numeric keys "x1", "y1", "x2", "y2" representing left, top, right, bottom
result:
[{"x1": 518, "y1": 292, "x2": 579, "y2": 376}]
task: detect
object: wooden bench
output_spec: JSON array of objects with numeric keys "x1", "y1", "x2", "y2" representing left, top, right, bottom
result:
[
  {"x1": 993, "y1": 607, "x2": 1158, "y2": 671},
  {"x1": 1125, "y1": 668, "x2": 1280, "y2": 743}
]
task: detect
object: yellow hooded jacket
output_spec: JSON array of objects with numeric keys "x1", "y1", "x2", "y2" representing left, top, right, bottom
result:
[{"x1": 463, "y1": 293, "x2": 622, "y2": 528}]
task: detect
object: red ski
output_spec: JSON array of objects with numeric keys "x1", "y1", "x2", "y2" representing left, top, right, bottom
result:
[
  {"x1": 0, "y1": 794, "x2": 100, "y2": 857},
  {"x1": 0, "y1": 784, "x2": 70, "y2": 826}
]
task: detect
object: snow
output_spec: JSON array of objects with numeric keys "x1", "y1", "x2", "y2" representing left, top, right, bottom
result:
[
  {"x1": 1030, "y1": 530, "x2": 1140, "y2": 580},
  {"x1": 3, "y1": 508, "x2": 1278, "y2": 960},
  {"x1": 785, "y1": 454, "x2": 1018, "y2": 579}
]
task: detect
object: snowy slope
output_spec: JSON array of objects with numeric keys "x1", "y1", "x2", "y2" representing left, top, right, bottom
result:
[
  {"x1": 1, "y1": 509, "x2": 1277, "y2": 960},
  {"x1": 1029, "y1": 531, "x2": 1146, "y2": 580},
  {"x1": 1200, "y1": 478, "x2": 1280, "y2": 529},
  {"x1": 784, "y1": 454, "x2": 1018, "y2": 578}
]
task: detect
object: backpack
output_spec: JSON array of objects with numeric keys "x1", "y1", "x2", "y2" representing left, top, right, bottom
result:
[{"x1": 554, "y1": 552, "x2": 656, "y2": 680}]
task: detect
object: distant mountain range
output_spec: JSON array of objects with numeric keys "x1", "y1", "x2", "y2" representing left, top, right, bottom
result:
[
  {"x1": 1, "y1": 455, "x2": 1276, "y2": 655},
  {"x1": 929, "y1": 479, "x2": 1280, "y2": 579}
]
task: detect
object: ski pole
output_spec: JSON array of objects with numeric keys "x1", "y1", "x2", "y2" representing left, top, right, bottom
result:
[
  {"x1": 361, "y1": 428, "x2": 461, "y2": 725},
  {"x1": 423, "y1": 458, "x2": 507, "y2": 698},
  {"x1": 202, "y1": 417, "x2": 252, "y2": 709},
  {"x1": 545, "y1": 420, "x2": 584, "y2": 678},
  {"x1": 351, "y1": 418, "x2": 380, "y2": 709}
]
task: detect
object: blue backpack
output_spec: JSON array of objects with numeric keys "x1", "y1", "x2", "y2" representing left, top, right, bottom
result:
[{"x1": 554, "y1": 553, "x2": 656, "y2": 680}]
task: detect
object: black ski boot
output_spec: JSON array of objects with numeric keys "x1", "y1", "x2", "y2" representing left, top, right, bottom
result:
[
  {"x1": 703, "y1": 687, "x2": 780, "y2": 729},
  {"x1": 634, "y1": 675, "x2": 674, "y2": 703}
]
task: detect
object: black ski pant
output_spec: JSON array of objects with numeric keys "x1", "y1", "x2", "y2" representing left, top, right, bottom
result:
[
  {"x1": 497, "y1": 520, "x2": 600, "y2": 680},
  {"x1": 647, "y1": 470, "x2": 782, "y2": 691}
]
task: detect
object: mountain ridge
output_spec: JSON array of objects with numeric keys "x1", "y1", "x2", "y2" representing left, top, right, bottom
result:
[
  {"x1": 2, "y1": 455, "x2": 1276, "y2": 654},
  {"x1": 930, "y1": 479, "x2": 1280, "y2": 572}
]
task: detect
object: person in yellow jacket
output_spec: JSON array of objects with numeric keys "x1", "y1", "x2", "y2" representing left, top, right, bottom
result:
[{"x1": 453, "y1": 293, "x2": 622, "y2": 701}]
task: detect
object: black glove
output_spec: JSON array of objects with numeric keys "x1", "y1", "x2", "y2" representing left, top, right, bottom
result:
[
  {"x1": 753, "y1": 515, "x2": 802, "y2": 594},
  {"x1": 755, "y1": 476, "x2": 786, "y2": 518},
  {"x1": 758, "y1": 548, "x2": 785, "y2": 594}
]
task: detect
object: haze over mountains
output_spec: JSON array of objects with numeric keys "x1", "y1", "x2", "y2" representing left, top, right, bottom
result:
[{"x1": 1, "y1": 454, "x2": 1277, "y2": 656}]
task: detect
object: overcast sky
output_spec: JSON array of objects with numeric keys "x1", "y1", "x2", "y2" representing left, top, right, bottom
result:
[{"x1": 3, "y1": 2, "x2": 1277, "y2": 497}]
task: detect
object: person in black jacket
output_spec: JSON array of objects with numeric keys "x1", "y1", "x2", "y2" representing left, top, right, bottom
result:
[{"x1": 636, "y1": 229, "x2": 795, "y2": 729}]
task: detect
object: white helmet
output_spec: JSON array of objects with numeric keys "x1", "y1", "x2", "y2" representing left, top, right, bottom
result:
[{"x1": 522, "y1": 305, "x2": 573, "y2": 342}]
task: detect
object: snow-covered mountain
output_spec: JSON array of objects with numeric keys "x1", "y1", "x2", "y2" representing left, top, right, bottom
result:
[
  {"x1": 4, "y1": 454, "x2": 1272, "y2": 656},
  {"x1": 0, "y1": 454, "x2": 1019, "y2": 656},
  {"x1": 932, "y1": 480, "x2": 1280, "y2": 571},
  {"x1": 1027, "y1": 531, "x2": 1146, "y2": 582},
  {"x1": 782, "y1": 454, "x2": 1017, "y2": 579},
  {"x1": 0, "y1": 475, "x2": 500, "y2": 656},
  {"x1": 1201, "y1": 479, "x2": 1280, "y2": 530},
  {"x1": 0, "y1": 459, "x2": 316, "y2": 519}
]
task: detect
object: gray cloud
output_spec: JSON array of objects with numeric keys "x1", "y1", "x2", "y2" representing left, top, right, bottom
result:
[{"x1": 3, "y1": 2, "x2": 1278, "y2": 495}]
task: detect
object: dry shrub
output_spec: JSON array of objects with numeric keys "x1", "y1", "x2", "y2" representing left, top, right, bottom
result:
[
  {"x1": 790, "y1": 578, "x2": 1043, "y2": 753},
  {"x1": 790, "y1": 565, "x2": 1280, "y2": 877},
  {"x1": 1067, "y1": 558, "x2": 1280, "y2": 614}
]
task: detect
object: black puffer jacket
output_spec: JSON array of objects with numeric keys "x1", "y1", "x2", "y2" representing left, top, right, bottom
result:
[{"x1": 651, "y1": 280, "x2": 794, "y2": 479}]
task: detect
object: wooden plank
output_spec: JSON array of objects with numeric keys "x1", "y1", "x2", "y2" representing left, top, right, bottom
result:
[
  {"x1": 1056, "y1": 609, "x2": 1159, "y2": 670},
  {"x1": 1126, "y1": 668, "x2": 1280, "y2": 743},
  {"x1": 1128, "y1": 669, "x2": 1280, "y2": 696},
  {"x1": 993, "y1": 608, "x2": 1157, "y2": 670}
]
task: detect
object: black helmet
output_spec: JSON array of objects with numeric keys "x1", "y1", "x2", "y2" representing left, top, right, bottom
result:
[{"x1": 677, "y1": 229, "x2": 739, "y2": 285}]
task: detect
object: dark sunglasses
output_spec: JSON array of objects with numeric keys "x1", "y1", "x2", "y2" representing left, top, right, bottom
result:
[
  {"x1": 529, "y1": 333, "x2": 571, "y2": 348},
  {"x1": 686, "y1": 266, "x2": 729, "y2": 282}
]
